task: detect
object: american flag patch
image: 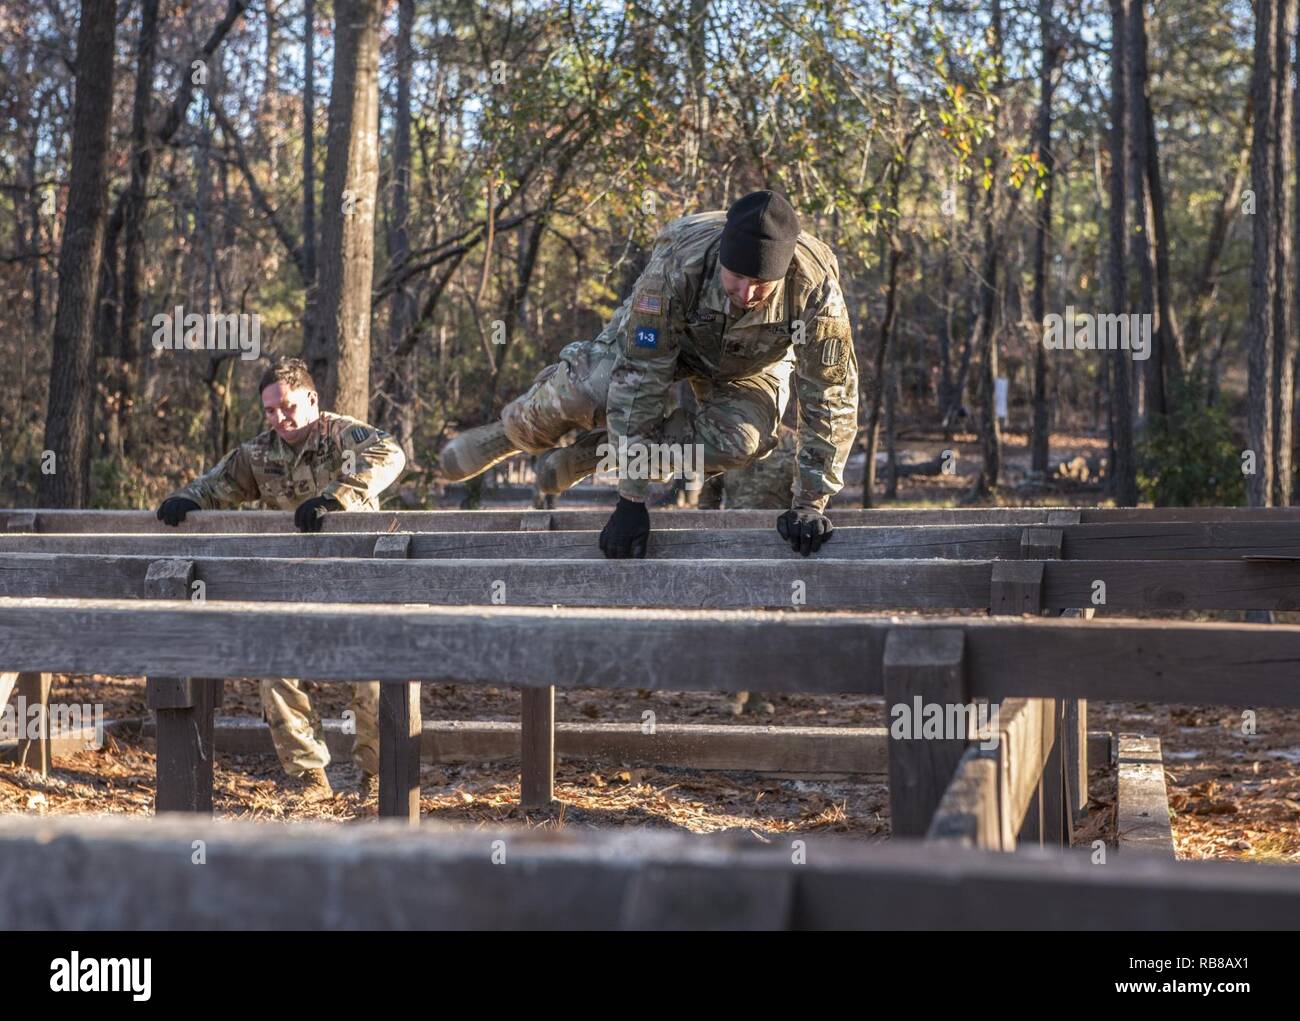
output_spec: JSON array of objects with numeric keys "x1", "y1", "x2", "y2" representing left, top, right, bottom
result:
[{"x1": 634, "y1": 292, "x2": 663, "y2": 316}]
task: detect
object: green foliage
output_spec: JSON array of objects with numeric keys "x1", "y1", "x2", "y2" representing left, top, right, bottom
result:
[
  {"x1": 1137, "y1": 381, "x2": 1245, "y2": 507},
  {"x1": 90, "y1": 456, "x2": 154, "y2": 510}
]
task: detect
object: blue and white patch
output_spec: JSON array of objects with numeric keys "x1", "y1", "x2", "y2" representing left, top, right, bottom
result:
[
  {"x1": 349, "y1": 426, "x2": 371, "y2": 444},
  {"x1": 634, "y1": 326, "x2": 660, "y2": 349}
]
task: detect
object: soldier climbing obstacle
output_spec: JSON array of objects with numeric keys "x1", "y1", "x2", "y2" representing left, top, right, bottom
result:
[
  {"x1": 440, "y1": 190, "x2": 861, "y2": 557},
  {"x1": 155, "y1": 358, "x2": 406, "y2": 803}
]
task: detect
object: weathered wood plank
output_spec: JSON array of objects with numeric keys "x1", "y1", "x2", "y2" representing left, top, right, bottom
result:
[
  {"x1": 996, "y1": 698, "x2": 1052, "y2": 849},
  {"x1": 15, "y1": 552, "x2": 1300, "y2": 612},
  {"x1": 925, "y1": 746, "x2": 1001, "y2": 850},
  {"x1": 378, "y1": 683, "x2": 421, "y2": 823},
  {"x1": 142, "y1": 559, "x2": 220, "y2": 814},
  {"x1": 883, "y1": 629, "x2": 968, "y2": 837},
  {"x1": 4, "y1": 599, "x2": 1300, "y2": 706},
  {"x1": 0, "y1": 552, "x2": 996, "y2": 609},
  {"x1": 10, "y1": 505, "x2": 1300, "y2": 534},
  {"x1": 520, "y1": 686, "x2": 555, "y2": 808},
  {"x1": 1039, "y1": 700, "x2": 1068, "y2": 847},
  {"x1": 7, "y1": 672, "x2": 51, "y2": 775},
  {"x1": 1117, "y1": 735, "x2": 1175, "y2": 858},
  {"x1": 1060, "y1": 608, "x2": 1095, "y2": 822},
  {"x1": 198, "y1": 717, "x2": 897, "y2": 773},
  {"x1": 8, "y1": 520, "x2": 1300, "y2": 560},
  {"x1": 1021, "y1": 527, "x2": 1063, "y2": 560},
  {"x1": 371, "y1": 532, "x2": 419, "y2": 821},
  {"x1": 990, "y1": 561, "x2": 1044, "y2": 615},
  {"x1": 7, "y1": 815, "x2": 1299, "y2": 929}
]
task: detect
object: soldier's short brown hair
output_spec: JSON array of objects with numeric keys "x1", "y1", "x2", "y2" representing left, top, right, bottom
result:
[{"x1": 259, "y1": 358, "x2": 317, "y2": 395}]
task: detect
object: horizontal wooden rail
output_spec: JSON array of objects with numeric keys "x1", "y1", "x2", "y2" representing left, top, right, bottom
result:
[
  {"x1": 3, "y1": 815, "x2": 1298, "y2": 929},
  {"x1": 1116, "y1": 735, "x2": 1176, "y2": 858},
  {"x1": 6, "y1": 506, "x2": 1300, "y2": 534},
  {"x1": 6, "y1": 519, "x2": 1300, "y2": 560},
  {"x1": 6, "y1": 552, "x2": 1300, "y2": 611},
  {"x1": 3, "y1": 597, "x2": 1300, "y2": 705},
  {"x1": 143, "y1": 715, "x2": 1114, "y2": 776}
]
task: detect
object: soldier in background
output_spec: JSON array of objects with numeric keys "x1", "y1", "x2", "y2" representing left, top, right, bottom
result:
[{"x1": 155, "y1": 358, "x2": 406, "y2": 802}]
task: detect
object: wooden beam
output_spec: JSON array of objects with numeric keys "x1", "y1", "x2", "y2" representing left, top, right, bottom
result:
[
  {"x1": 143, "y1": 560, "x2": 220, "y2": 814},
  {"x1": 1060, "y1": 608, "x2": 1095, "y2": 822},
  {"x1": 1117, "y1": 735, "x2": 1175, "y2": 858},
  {"x1": 7, "y1": 814, "x2": 1300, "y2": 929},
  {"x1": 883, "y1": 629, "x2": 968, "y2": 837},
  {"x1": 990, "y1": 561, "x2": 1044, "y2": 615},
  {"x1": 0, "y1": 526, "x2": 1024, "y2": 560},
  {"x1": 5, "y1": 599, "x2": 1300, "y2": 706},
  {"x1": 12, "y1": 505, "x2": 1300, "y2": 534},
  {"x1": 6, "y1": 672, "x2": 51, "y2": 775},
  {"x1": 926, "y1": 746, "x2": 1002, "y2": 850},
  {"x1": 15, "y1": 552, "x2": 1300, "y2": 613},
  {"x1": 1021, "y1": 527, "x2": 1063, "y2": 560},
  {"x1": 378, "y1": 683, "x2": 421, "y2": 823},
  {"x1": 520, "y1": 686, "x2": 555, "y2": 808},
  {"x1": 372, "y1": 532, "x2": 420, "y2": 822},
  {"x1": 0, "y1": 552, "x2": 996, "y2": 610},
  {"x1": 10, "y1": 519, "x2": 1300, "y2": 559},
  {"x1": 996, "y1": 698, "x2": 1053, "y2": 849}
]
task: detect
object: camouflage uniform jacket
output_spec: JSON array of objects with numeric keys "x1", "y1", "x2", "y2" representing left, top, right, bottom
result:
[
  {"x1": 603, "y1": 211, "x2": 859, "y2": 510},
  {"x1": 168, "y1": 412, "x2": 406, "y2": 511}
]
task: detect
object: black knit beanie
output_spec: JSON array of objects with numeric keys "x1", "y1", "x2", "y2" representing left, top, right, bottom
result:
[{"x1": 719, "y1": 190, "x2": 801, "y2": 281}]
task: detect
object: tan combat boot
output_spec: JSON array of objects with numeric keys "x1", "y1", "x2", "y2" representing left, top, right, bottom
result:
[
  {"x1": 291, "y1": 767, "x2": 334, "y2": 803},
  {"x1": 535, "y1": 428, "x2": 608, "y2": 495},
  {"x1": 439, "y1": 421, "x2": 521, "y2": 483}
]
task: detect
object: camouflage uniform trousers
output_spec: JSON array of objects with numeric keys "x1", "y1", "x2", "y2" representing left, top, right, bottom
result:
[
  {"x1": 261, "y1": 679, "x2": 380, "y2": 777},
  {"x1": 501, "y1": 338, "x2": 794, "y2": 479},
  {"x1": 697, "y1": 431, "x2": 797, "y2": 510}
]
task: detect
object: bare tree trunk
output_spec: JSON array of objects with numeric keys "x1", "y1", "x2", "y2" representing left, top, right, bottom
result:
[
  {"x1": 1186, "y1": 141, "x2": 1249, "y2": 361},
  {"x1": 1126, "y1": 0, "x2": 1160, "y2": 422},
  {"x1": 1247, "y1": 0, "x2": 1289, "y2": 507},
  {"x1": 1108, "y1": 0, "x2": 1139, "y2": 506},
  {"x1": 1140, "y1": 17, "x2": 1185, "y2": 389},
  {"x1": 1031, "y1": 0, "x2": 1060, "y2": 475},
  {"x1": 968, "y1": 0, "x2": 1004, "y2": 500},
  {"x1": 378, "y1": 0, "x2": 417, "y2": 459},
  {"x1": 1273, "y1": 0, "x2": 1297, "y2": 505},
  {"x1": 40, "y1": 0, "x2": 119, "y2": 508},
  {"x1": 861, "y1": 225, "x2": 903, "y2": 507},
  {"x1": 312, "y1": 0, "x2": 382, "y2": 418},
  {"x1": 116, "y1": 0, "x2": 163, "y2": 457},
  {"x1": 301, "y1": 0, "x2": 318, "y2": 352}
]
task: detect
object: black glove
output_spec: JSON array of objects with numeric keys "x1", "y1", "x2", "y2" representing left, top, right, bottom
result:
[
  {"x1": 295, "y1": 495, "x2": 343, "y2": 533},
  {"x1": 599, "y1": 497, "x2": 650, "y2": 559},
  {"x1": 156, "y1": 497, "x2": 201, "y2": 527},
  {"x1": 777, "y1": 507, "x2": 834, "y2": 557}
]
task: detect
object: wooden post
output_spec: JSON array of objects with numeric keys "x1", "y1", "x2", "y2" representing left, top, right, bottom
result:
[
  {"x1": 520, "y1": 685, "x2": 556, "y2": 808},
  {"x1": 1040, "y1": 699, "x2": 1069, "y2": 845},
  {"x1": 373, "y1": 534, "x2": 421, "y2": 822},
  {"x1": 1020, "y1": 526, "x2": 1064, "y2": 560},
  {"x1": 990, "y1": 561, "x2": 1045, "y2": 615},
  {"x1": 884, "y1": 628, "x2": 968, "y2": 837},
  {"x1": 144, "y1": 559, "x2": 222, "y2": 814},
  {"x1": 10, "y1": 672, "x2": 52, "y2": 775},
  {"x1": 379, "y1": 682, "x2": 421, "y2": 822},
  {"x1": 1060, "y1": 607, "x2": 1094, "y2": 823}
]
